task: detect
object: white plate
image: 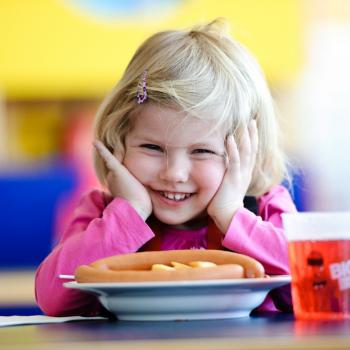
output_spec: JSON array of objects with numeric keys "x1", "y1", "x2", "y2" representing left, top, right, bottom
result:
[{"x1": 64, "y1": 276, "x2": 291, "y2": 321}]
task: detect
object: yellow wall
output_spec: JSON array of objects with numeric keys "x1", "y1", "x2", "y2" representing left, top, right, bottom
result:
[{"x1": 0, "y1": 0, "x2": 303, "y2": 99}]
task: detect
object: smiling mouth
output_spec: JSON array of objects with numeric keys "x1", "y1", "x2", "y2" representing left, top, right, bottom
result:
[{"x1": 159, "y1": 191, "x2": 193, "y2": 201}]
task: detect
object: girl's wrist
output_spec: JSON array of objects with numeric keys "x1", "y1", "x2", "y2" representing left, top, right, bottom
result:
[
  {"x1": 133, "y1": 203, "x2": 152, "y2": 221},
  {"x1": 112, "y1": 196, "x2": 151, "y2": 221},
  {"x1": 137, "y1": 209, "x2": 151, "y2": 221},
  {"x1": 209, "y1": 203, "x2": 243, "y2": 234}
]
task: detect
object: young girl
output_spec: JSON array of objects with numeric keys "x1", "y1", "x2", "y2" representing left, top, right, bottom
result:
[{"x1": 35, "y1": 19, "x2": 296, "y2": 317}]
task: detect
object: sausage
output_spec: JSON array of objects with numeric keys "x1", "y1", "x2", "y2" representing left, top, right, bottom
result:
[
  {"x1": 76, "y1": 263, "x2": 245, "y2": 282},
  {"x1": 75, "y1": 249, "x2": 265, "y2": 283}
]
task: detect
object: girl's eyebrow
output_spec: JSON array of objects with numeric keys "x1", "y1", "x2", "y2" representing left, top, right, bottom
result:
[
  {"x1": 191, "y1": 141, "x2": 219, "y2": 147},
  {"x1": 133, "y1": 133, "x2": 163, "y2": 143},
  {"x1": 132, "y1": 133, "x2": 224, "y2": 149}
]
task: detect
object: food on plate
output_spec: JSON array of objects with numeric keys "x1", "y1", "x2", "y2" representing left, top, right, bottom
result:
[
  {"x1": 188, "y1": 261, "x2": 217, "y2": 268},
  {"x1": 152, "y1": 261, "x2": 216, "y2": 270},
  {"x1": 170, "y1": 261, "x2": 192, "y2": 269},
  {"x1": 151, "y1": 263, "x2": 177, "y2": 271},
  {"x1": 75, "y1": 249, "x2": 265, "y2": 283}
]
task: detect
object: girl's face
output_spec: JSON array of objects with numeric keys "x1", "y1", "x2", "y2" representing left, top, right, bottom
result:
[{"x1": 123, "y1": 104, "x2": 227, "y2": 228}]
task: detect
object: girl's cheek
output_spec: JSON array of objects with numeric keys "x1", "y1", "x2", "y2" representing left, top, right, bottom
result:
[
  {"x1": 123, "y1": 153, "x2": 159, "y2": 183},
  {"x1": 194, "y1": 161, "x2": 226, "y2": 190}
]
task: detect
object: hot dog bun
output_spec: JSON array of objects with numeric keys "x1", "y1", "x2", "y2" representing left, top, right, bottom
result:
[{"x1": 75, "y1": 249, "x2": 265, "y2": 283}]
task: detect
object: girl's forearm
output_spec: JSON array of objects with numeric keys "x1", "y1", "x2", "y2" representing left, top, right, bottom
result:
[{"x1": 35, "y1": 197, "x2": 155, "y2": 316}]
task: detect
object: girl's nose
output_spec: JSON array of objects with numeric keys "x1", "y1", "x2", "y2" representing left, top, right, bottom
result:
[{"x1": 159, "y1": 155, "x2": 190, "y2": 183}]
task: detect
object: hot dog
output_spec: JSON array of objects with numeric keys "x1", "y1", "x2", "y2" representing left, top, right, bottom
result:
[{"x1": 75, "y1": 249, "x2": 265, "y2": 283}]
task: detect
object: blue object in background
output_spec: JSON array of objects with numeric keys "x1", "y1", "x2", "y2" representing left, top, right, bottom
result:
[
  {"x1": 70, "y1": 0, "x2": 183, "y2": 20},
  {"x1": 283, "y1": 169, "x2": 308, "y2": 212},
  {"x1": 0, "y1": 160, "x2": 77, "y2": 268},
  {"x1": 0, "y1": 306, "x2": 43, "y2": 316}
]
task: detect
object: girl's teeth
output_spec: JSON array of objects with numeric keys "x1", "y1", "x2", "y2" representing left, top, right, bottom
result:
[
  {"x1": 162, "y1": 192, "x2": 191, "y2": 201},
  {"x1": 174, "y1": 194, "x2": 182, "y2": 201}
]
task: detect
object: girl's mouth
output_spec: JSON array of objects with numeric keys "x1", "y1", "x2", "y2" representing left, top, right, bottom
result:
[{"x1": 160, "y1": 191, "x2": 193, "y2": 201}]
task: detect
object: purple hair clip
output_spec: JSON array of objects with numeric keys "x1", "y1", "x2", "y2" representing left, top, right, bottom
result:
[{"x1": 136, "y1": 70, "x2": 148, "y2": 104}]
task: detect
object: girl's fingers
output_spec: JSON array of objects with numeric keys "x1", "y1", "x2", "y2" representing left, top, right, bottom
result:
[
  {"x1": 248, "y1": 119, "x2": 258, "y2": 156},
  {"x1": 239, "y1": 120, "x2": 258, "y2": 168},
  {"x1": 225, "y1": 134, "x2": 240, "y2": 172},
  {"x1": 239, "y1": 124, "x2": 252, "y2": 166},
  {"x1": 225, "y1": 120, "x2": 258, "y2": 174},
  {"x1": 93, "y1": 140, "x2": 120, "y2": 172}
]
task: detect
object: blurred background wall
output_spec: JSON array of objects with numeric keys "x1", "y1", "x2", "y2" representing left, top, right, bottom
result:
[{"x1": 0, "y1": 0, "x2": 349, "y2": 268}]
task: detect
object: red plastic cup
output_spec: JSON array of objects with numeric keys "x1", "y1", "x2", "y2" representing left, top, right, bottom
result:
[{"x1": 282, "y1": 212, "x2": 350, "y2": 320}]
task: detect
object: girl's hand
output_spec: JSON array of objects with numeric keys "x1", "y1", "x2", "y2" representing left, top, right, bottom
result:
[
  {"x1": 207, "y1": 119, "x2": 258, "y2": 234},
  {"x1": 94, "y1": 140, "x2": 153, "y2": 221}
]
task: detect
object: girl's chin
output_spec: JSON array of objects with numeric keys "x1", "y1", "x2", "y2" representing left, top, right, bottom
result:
[
  {"x1": 153, "y1": 214, "x2": 188, "y2": 226},
  {"x1": 153, "y1": 211, "x2": 208, "y2": 229}
]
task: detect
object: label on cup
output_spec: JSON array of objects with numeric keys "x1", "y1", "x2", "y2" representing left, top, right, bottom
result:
[
  {"x1": 288, "y1": 239, "x2": 350, "y2": 319},
  {"x1": 329, "y1": 259, "x2": 350, "y2": 291}
]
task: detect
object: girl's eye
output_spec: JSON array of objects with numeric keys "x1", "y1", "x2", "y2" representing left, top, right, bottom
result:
[
  {"x1": 192, "y1": 149, "x2": 216, "y2": 155},
  {"x1": 140, "y1": 144, "x2": 163, "y2": 152}
]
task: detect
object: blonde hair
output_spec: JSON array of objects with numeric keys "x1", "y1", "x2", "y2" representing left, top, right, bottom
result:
[{"x1": 94, "y1": 18, "x2": 289, "y2": 196}]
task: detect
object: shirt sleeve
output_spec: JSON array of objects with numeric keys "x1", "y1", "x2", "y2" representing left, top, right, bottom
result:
[
  {"x1": 35, "y1": 190, "x2": 155, "y2": 317},
  {"x1": 221, "y1": 185, "x2": 296, "y2": 312},
  {"x1": 222, "y1": 185, "x2": 296, "y2": 275}
]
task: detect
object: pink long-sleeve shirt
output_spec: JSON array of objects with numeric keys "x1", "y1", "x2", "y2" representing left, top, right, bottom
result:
[{"x1": 35, "y1": 185, "x2": 296, "y2": 316}]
